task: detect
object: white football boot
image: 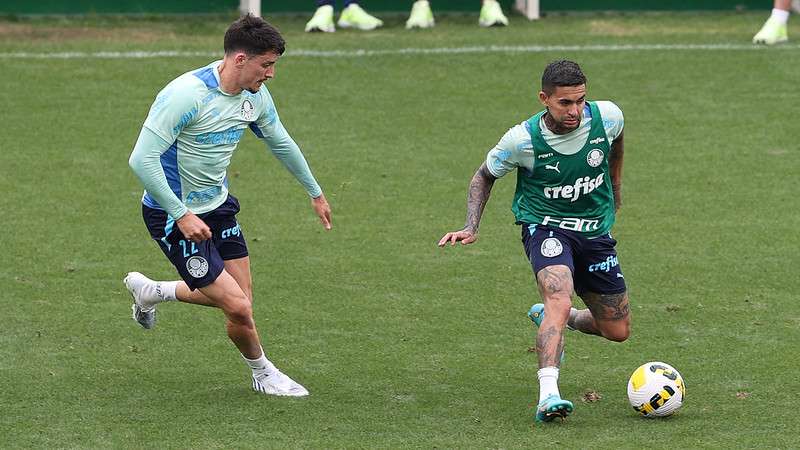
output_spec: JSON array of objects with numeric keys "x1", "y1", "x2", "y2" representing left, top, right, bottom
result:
[
  {"x1": 305, "y1": 5, "x2": 336, "y2": 33},
  {"x1": 406, "y1": 0, "x2": 435, "y2": 29},
  {"x1": 252, "y1": 370, "x2": 309, "y2": 397},
  {"x1": 752, "y1": 18, "x2": 788, "y2": 45},
  {"x1": 337, "y1": 3, "x2": 383, "y2": 31},
  {"x1": 479, "y1": 0, "x2": 509, "y2": 27},
  {"x1": 124, "y1": 272, "x2": 161, "y2": 329}
]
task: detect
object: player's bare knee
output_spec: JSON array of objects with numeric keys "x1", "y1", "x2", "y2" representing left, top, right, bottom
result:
[
  {"x1": 227, "y1": 308, "x2": 254, "y2": 329},
  {"x1": 605, "y1": 329, "x2": 630, "y2": 342},
  {"x1": 536, "y1": 265, "x2": 574, "y2": 297},
  {"x1": 543, "y1": 294, "x2": 571, "y2": 318},
  {"x1": 603, "y1": 324, "x2": 630, "y2": 342},
  {"x1": 224, "y1": 294, "x2": 254, "y2": 326},
  {"x1": 599, "y1": 316, "x2": 630, "y2": 342}
]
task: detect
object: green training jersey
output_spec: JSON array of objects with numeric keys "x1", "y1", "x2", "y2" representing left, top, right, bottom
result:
[{"x1": 486, "y1": 101, "x2": 623, "y2": 238}]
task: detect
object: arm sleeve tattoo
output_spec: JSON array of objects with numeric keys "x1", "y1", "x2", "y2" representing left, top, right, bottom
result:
[{"x1": 464, "y1": 162, "x2": 497, "y2": 233}]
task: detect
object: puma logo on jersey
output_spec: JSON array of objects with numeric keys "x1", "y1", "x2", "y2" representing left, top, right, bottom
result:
[
  {"x1": 545, "y1": 162, "x2": 561, "y2": 173},
  {"x1": 538, "y1": 152, "x2": 554, "y2": 159},
  {"x1": 589, "y1": 137, "x2": 605, "y2": 145}
]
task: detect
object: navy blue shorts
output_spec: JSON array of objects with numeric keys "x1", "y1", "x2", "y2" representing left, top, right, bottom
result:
[
  {"x1": 521, "y1": 224, "x2": 626, "y2": 296},
  {"x1": 142, "y1": 195, "x2": 248, "y2": 290}
]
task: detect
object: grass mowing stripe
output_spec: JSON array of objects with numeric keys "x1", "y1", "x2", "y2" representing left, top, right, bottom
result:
[{"x1": 2, "y1": 43, "x2": 800, "y2": 59}]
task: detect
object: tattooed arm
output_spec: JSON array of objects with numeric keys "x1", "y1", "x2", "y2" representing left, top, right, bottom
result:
[
  {"x1": 437, "y1": 162, "x2": 497, "y2": 247},
  {"x1": 463, "y1": 162, "x2": 497, "y2": 234},
  {"x1": 609, "y1": 130, "x2": 624, "y2": 213}
]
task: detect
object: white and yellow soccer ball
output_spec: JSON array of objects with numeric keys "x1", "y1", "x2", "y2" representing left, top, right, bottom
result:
[{"x1": 627, "y1": 361, "x2": 685, "y2": 417}]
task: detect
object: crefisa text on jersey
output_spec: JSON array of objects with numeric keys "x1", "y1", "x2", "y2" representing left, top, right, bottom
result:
[{"x1": 543, "y1": 172, "x2": 605, "y2": 203}]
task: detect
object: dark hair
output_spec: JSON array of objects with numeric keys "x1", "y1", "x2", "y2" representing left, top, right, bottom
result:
[
  {"x1": 224, "y1": 14, "x2": 285, "y2": 56},
  {"x1": 541, "y1": 60, "x2": 586, "y2": 94}
]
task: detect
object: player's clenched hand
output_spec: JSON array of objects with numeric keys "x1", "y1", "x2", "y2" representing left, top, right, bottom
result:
[
  {"x1": 176, "y1": 212, "x2": 212, "y2": 242},
  {"x1": 437, "y1": 229, "x2": 477, "y2": 247},
  {"x1": 312, "y1": 193, "x2": 332, "y2": 230}
]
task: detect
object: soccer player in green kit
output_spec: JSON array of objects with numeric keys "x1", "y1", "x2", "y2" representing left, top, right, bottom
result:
[
  {"x1": 125, "y1": 14, "x2": 331, "y2": 397},
  {"x1": 438, "y1": 60, "x2": 629, "y2": 422}
]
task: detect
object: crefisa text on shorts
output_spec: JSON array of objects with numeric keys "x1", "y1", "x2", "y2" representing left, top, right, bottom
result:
[{"x1": 588, "y1": 255, "x2": 619, "y2": 273}]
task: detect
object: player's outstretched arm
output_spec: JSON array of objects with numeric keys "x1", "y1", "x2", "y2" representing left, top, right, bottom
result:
[
  {"x1": 609, "y1": 130, "x2": 624, "y2": 212},
  {"x1": 438, "y1": 162, "x2": 497, "y2": 247},
  {"x1": 311, "y1": 193, "x2": 332, "y2": 230}
]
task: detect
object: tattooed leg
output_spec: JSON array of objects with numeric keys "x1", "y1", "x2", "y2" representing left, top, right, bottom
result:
[
  {"x1": 535, "y1": 265, "x2": 574, "y2": 368},
  {"x1": 567, "y1": 308, "x2": 602, "y2": 336},
  {"x1": 536, "y1": 326, "x2": 566, "y2": 368},
  {"x1": 579, "y1": 291, "x2": 631, "y2": 342}
]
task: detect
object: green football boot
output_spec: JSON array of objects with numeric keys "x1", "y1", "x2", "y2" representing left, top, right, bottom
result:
[
  {"x1": 338, "y1": 3, "x2": 383, "y2": 31},
  {"x1": 536, "y1": 394, "x2": 574, "y2": 423},
  {"x1": 305, "y1": 5, "x2": 336, "y2": 33},
  {"x1": 479, "y1": 0, "x2": 509, "y2": 27},
  {"x1": 752, "y1": 18, "x2": 788, "y2": 45},
  {"x1": 406, "y1": 0, "x2": 435, "y2": 29}
]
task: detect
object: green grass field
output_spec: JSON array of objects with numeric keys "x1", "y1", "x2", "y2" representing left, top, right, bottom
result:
[{"x1": 2, "y1": 11, "x2": 799, "y2": 448}]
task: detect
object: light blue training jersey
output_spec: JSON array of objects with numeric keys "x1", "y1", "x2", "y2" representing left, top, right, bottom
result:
[{"x1": 130, "y1": 60, "x2": 322, "y2": 220}]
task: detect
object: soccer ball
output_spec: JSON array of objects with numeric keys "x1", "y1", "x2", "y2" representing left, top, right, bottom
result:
[{"x1": 627, "y1": 361, "x2": 685, "y2": 417}]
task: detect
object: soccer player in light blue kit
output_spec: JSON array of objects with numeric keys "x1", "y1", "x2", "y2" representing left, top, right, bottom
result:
[
  {"x1": 439, "y1": 60, "x2": 629, "y2": 422},
  {"x1": 125, "y1": 14, "x2": 331, "y2": 397}
]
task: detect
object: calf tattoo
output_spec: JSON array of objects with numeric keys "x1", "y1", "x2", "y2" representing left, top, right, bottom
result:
[
  {"x1": 568, "y1": 309, "x2": 601, "y2": 336},
  {"x1": 583, "y1": 291, "x2": 629, "y2": 320},
  {"x1": 536, "y1": 325, "x2": 565, "y2": 367}
]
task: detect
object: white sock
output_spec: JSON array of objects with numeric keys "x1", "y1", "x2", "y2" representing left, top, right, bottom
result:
[
  {"x1": 771, "y1": 8, "x2": 790, "y2": 24},
  {"x1": 538, "y1": 366, "x2": 560, "y2": 403},
  {"x1": 157, "y1": 281, "x2": 178, "y2": 301},
  {"x1": 242, "y1": 349, "x2": 277, "y2": 376}
]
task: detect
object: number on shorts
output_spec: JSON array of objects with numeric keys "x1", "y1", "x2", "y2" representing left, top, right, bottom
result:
[{"x1": 178, "y1": 240, "x2": 198, "y2": 258}]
